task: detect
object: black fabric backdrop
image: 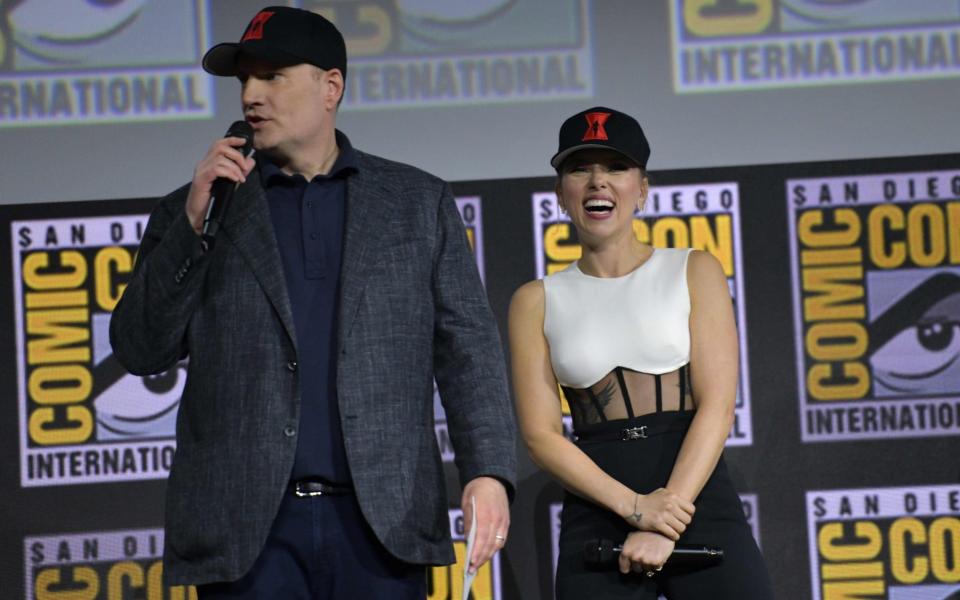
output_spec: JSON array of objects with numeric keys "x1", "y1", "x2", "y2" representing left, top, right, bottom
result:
[{"x1": 2, "y1": 151, "x2": 959, "y2": 599}]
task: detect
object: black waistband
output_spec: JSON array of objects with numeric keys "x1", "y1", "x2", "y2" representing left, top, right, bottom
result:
[
  {"x1": 289, "y1": 479, "x2": 354, "y2": 497},
  {"x1": 574, "y1": 410, "x2": 694, "y2": 443}
]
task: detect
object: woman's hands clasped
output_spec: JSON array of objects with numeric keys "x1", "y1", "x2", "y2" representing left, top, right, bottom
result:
[
  {"x1": 623, "y1": 487, "x2": 695, "y2": 540},
  {"x1": 618, "y1": 531, "x2": 675, "y2": 576}
]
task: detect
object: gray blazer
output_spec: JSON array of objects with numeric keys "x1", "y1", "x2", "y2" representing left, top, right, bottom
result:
[{"x1": 109, "y1": 151, "x2": 516, "y2": 585}]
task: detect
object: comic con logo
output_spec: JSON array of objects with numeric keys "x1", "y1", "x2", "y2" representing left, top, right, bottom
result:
[
  {"x1": 291, "y1": 0, "x2": 592, "y2": 109},
  {"x1": 0, "y1": 0, "x2": 211, "y2": 126},
  {"x1": 426, "y1": 508, "x2": 502, "y2": 600},
  {"x1": 788, "y1": 170, "x2": 960, "y2": 442},
  {"x1": 25, "y1": 529, "x2": 195, "y2": 600},
  {"x1": 13, "y1": 215, "x2": 183, "y2": 487},
  {"x1": 806, "y1": 484, "x2": 960, "y2": 599},
  {"x1": 531, "y1": 183, "x2": 754, "y2": 446},
  {"x1": 670, "y1": 0, "x2": 960, "y2": 92},
  {"x1": 434, "y1": 197, "x2": 485, "y2": 463}
]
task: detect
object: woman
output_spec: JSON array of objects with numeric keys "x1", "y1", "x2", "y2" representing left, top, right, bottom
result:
[{"x1": 508, "y1": 107, "x2": 773, "y2": 598}]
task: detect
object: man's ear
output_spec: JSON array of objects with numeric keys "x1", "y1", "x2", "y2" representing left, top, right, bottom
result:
[{"x1": 323, "y1": 68, "x2": 344, "y2": 109}]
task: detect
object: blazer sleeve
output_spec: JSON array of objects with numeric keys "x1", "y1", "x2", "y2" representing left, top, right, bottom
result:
[
  {"x1": 431, "y1": 182, "x2": 517, "y2": 499},
  {"x1": 109, "y1": 186, "x2": 210, "y2": 376}
]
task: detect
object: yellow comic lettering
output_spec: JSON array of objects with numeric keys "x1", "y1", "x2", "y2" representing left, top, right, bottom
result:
[
  {"x1": 929, "y1": 517, "x2": 960, "y2": 582},
  {"x1": 799, "y1": 209, "x2": 860, "y2": 248},
  {"x1": 890, "y1": 517, "x2": 927, "y2": 583},
  {"x1": 684, "y1": 0, "x2": 773, "y2": 36},
  {"x1": 651, "y1": 217, "x2": 690, "y2": 248},
  {"x1": 806, "y1": 322, "x2": 867, "y2": 361},
  {"x1": 95, "y1": 247, "x2": 132, "y2": 311},
  {"x1": 107, "y1": 561, "x2": 144, "y2": 600},
  {"x1": 690, "y1": 214, "x2": 733, "y2": 276},
  {"x1": 29, "y1": 365, "x2": 92, "y2": 404},
  {"x1": 868, "y1": 204, "x2": 905, "y2": 269},
  {"x1": 808, "y1": 363, "x2": 869, "y2": 401},
  {"x1": 907, "y1": 203, "x2": 946, "y2": 267},
  {"x1": 27, "y1": 309, "x2": 91, "y2": 365},
  {"x1": 819, "y1": 522, "x2": 882, "y2": 561},
  {"x1": 29, "y1": 405, "x2": 93, "y2": 445},
  {"x1": 35, "y1": 566, "x2": 99, "y2": 600},
  {"x1": 24, "y1": 251, "x2": 87, "y2": 290},
  {"x1": 545, "y1": 223, "x2": 581, "y2": 274}
]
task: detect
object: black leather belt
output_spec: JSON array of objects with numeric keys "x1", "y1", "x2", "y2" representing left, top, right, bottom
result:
[{"x1": 290, "y1": 479, "x2": 353, "y2": 497}]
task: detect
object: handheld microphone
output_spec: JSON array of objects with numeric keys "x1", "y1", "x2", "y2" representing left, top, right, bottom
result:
[
  {"x1": 583, "y1": 539, "x2": 723, "y2": 567},
  {"x1": 201, "y1": 120, "x2": 255, "y2": 251}
]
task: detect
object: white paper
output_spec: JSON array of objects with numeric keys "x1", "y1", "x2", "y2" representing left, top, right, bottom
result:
[{"x1": 462, "y1": 495, "x2": 477, "y2": 599}]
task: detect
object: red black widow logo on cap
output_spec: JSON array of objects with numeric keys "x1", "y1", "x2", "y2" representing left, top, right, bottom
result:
[
  {"x1": 242, "y1": 10, "x2": 275, "y2": 42},
  {"x1": 582, "y1": 111, "x2": 610, "y2": 141}
]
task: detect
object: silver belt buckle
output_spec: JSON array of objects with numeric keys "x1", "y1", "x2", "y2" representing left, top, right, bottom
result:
[
  {"x1": 293, "y1": 482, "x2": 324, "y2": 497},
  {"x1": 622, "y1": 426, "x2": 648, "y2": 440}
]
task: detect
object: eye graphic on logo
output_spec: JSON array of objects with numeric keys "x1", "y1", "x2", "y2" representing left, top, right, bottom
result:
[
  {"x1": 9, "y1": 0, "x2": 147, "y2": 65},
  {"x1": 93, "y1": 361, "x2": 185, "y2": 440},
  {"x1": 868, "y1": 272, "x2": 960, "y2": 396},
  {"x1": 397, "y1": 0, "x2": 518, "y2": 47}
]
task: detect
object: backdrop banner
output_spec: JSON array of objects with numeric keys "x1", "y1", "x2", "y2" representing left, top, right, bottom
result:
[{"x1": 2, "y1": 152, "x2": 958, "y2": 599}]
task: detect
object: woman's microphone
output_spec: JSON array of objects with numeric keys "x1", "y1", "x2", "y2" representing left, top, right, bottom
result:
[{"x1": 583, "y1": 539, "x2": 724, "y2": 567}]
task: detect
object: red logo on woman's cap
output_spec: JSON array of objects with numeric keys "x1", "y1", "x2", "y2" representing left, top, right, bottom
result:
[
  {"x1": 242, "y1": 10, "x2": 275, "y2": 41},
  {"x1": 582, "y1": 112, "x2": 610, "y2": 141}
]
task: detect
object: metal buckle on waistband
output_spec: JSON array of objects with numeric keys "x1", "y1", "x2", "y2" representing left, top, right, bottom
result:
[
  {"x1": 293, "y1": 484, "x2": 320, "y2": 497},
  {"x1": 292, "y1": 481, "x2": 350, "y2": 497},
  {"x1": 621, "y1": 425, "x2": 648, "y2": 440}
]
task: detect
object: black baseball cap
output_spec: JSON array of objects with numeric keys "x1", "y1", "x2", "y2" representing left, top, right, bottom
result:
[
  {"x1": 202, "y1": 6, "x2": 347, "y2": 78},
  {"x1": 550, "y1": 106, "x2": 651, "y2": 170}
]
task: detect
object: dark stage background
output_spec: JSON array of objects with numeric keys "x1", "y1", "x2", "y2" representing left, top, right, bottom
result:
[{"x1": 2, "y1": 151, "x2": 959, "y2": 599}]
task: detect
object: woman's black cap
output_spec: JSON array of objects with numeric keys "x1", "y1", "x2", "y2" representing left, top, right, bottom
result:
[
  {"x1": 551, "y1": 106, "x2": 651, "y2": 170},
  {"x1": 202, "y1": 6, "x2": 347, "y2": 78}
]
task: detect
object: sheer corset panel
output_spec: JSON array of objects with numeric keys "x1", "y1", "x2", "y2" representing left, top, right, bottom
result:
[{"x1": 561, "y1": 364, "x2": 695, "y2": 431}]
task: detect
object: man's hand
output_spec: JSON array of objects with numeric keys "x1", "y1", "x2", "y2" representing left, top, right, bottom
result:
[
  {"x1": 461, "y1": 476, "x2": 510, "y2": 575},
  {"x1": 185, "y1": 136, "x2": 256, "y2": 234}
]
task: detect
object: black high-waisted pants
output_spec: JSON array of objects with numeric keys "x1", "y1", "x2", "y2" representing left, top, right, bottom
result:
[{"x1": 555, "y1": 411, "x2": 774, "y2": 599}]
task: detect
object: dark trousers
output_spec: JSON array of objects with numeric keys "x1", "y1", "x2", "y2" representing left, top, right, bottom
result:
[{"x1": 197, "y1": 490, "x2": 426, "y2": 599}]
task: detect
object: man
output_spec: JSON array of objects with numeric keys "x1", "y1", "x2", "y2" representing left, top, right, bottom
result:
[{"x1": 109, "y1": 6, "x2": 516, "y2": 598}]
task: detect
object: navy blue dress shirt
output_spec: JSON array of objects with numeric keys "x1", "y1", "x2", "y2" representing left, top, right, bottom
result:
[{"x1": 261, "y1": 130, "x2": 358, "y2": 483}]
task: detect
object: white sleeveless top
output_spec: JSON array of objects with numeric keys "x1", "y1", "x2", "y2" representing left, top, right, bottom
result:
[{"x1": 543, "y1": 248, "x2": 693, "y2": 388}]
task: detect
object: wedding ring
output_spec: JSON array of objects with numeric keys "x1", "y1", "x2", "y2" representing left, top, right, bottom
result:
[
  {"x1": 494, "y1": 534, "x2": 506, "y2": 541},
  {"x1": 656, "y1": 566, "x2": 663, "y2": 572}
]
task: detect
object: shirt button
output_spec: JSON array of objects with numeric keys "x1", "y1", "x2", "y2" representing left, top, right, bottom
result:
[
  {"x1": 306, "y1": 201, "x2": 313, "y2": 208},
  {"x1": 283, "y1": 426, "x2": 296, "y2": 438},
  {"x1": 286, "y1": 361, "x2": 298, "y2": 372}
]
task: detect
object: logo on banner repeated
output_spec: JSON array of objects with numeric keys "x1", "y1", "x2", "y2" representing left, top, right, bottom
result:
[
  {"x1": 787, "y1": 170, "x2": 960, "y2": 442},
  {"x1": 24, "y1": 528, "x2": 195, "y2": 600},
  {"x1": 806, "y1": 484, "x2": 960, "y2": 599},
  {"x1": 435, "y1": 197, "x2": 485, "y2": 463},
  {"x1": 549, "y1": 495, "x2": 761, "y2": 593},
  {"x1": 289, "y1": 0, "x2": 592, "y2": 109},
  {"x1": 669, "y1": 0, "x2": 960, "y2": 92},
  {"x1": 531, "y1": 183, "x2": 754, "y2": 445},
  {"x1": 427, "y1": 508, "x2": 502, "y2": 600},
  {"x1": 0, "y1": 0, "x2": 211, "y2": 127},
  {"x1": 12, "y1": 214, "x2": 183, "y2": 487}
]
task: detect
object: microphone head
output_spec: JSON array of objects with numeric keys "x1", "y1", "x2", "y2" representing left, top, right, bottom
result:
[
  {"x1": 226, "y1": 120, "x2": 255, "y2": 154},
  {"x1": 583, "y1": 539, "x2": 617, "y2": 564}
]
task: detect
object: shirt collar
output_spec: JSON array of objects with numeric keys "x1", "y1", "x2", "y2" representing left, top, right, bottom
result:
[{"x1": 260, "y1": 129, "x2": 359, "y2": 185}]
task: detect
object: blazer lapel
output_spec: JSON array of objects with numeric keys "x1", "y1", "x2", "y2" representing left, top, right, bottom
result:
[
  {"x1": 221, "y1": 169, "x2": 298, "y2": 351},
  {"x1": 338, "y1": 154, "x2": 400, "y2": 344}
]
